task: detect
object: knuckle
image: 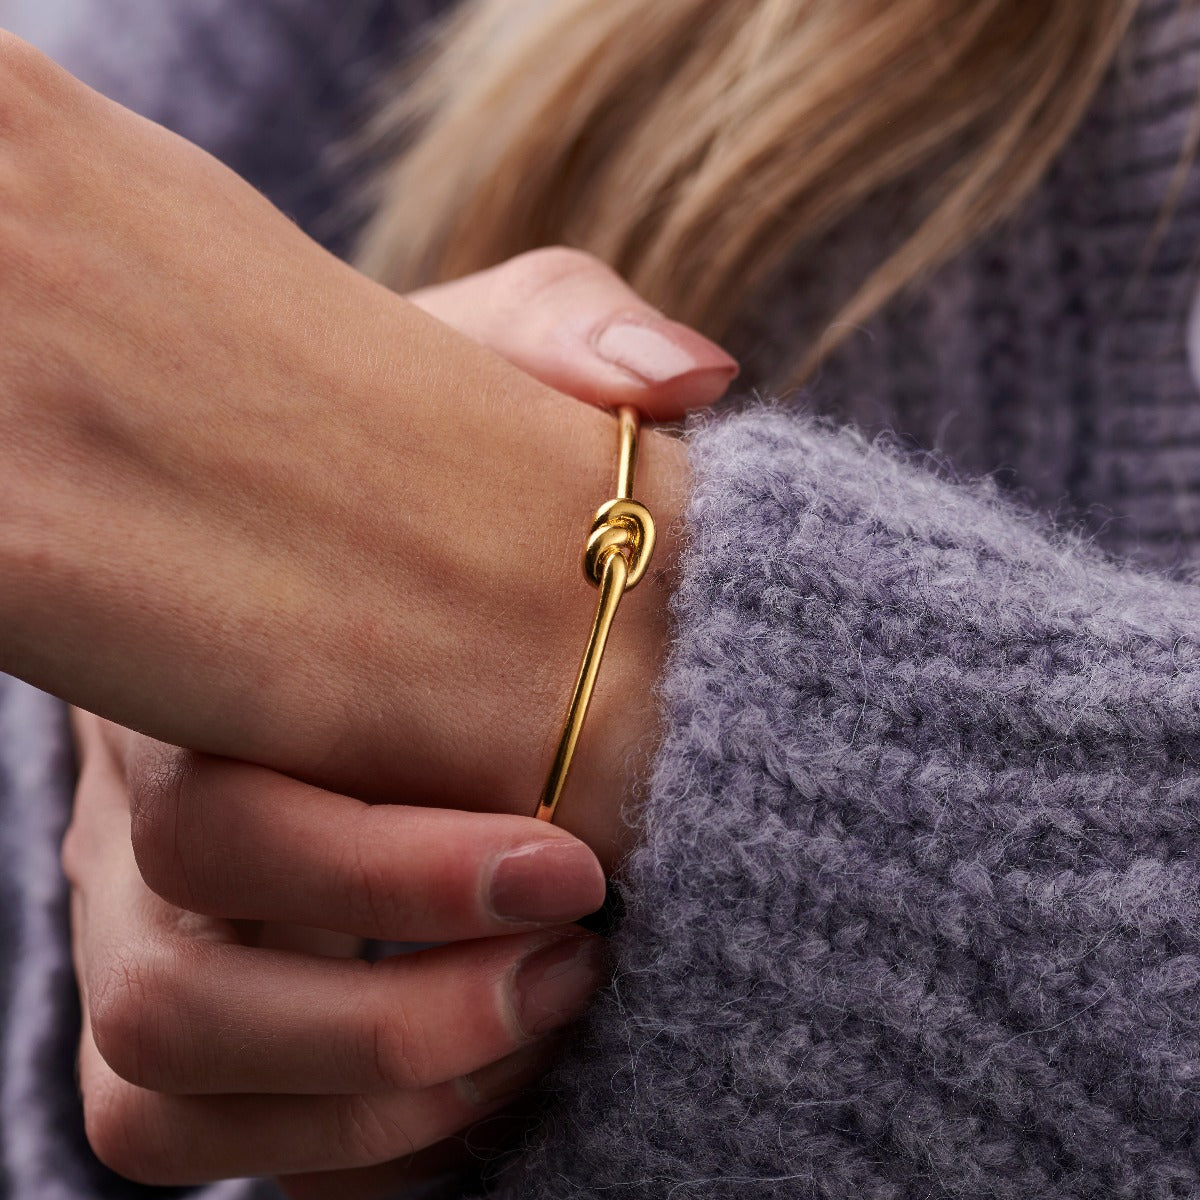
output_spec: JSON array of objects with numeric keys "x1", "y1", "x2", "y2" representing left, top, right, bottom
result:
[
  {"x1": 337, "y1": 828, "x2": 407, "y2": 937},
  {"x1": 87, "y1": 946, "x2": 173, "y2": 1088},
  {"x1": 126, "y1": 754, "x2": 177, "y2": 860},
  {"x1": 495, "y1": 245, "x2": 610, "y2": 304},
  {"x1": 363, "y1": 988, "x2": 435, "y2": 1091},
  {"x1": 81, "y1": 1071, "x2": 165, "y2": 1184},
  {"x1": 81, "y1": 1080, "x2": 137, "y2": 1177}
]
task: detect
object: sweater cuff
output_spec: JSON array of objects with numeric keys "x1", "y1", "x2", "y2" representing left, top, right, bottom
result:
[{"x1": 498, "y1": 406, "x2": 1200, "y2": 1197}]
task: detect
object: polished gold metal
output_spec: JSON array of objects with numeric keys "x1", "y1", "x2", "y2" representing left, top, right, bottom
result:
[
  {"x1": 584, "y1": 498, "x2": 655, "y2": 589},
  {"x1": 615, "y1": 405, "x2": 638, "y2": 500},
  {"x1": 536, "y1": 406, "x2": 655, "y2": 823}
]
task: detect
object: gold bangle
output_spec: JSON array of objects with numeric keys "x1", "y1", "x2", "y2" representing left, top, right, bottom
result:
[{"x1": 535, "y1": 406, "x2": 655, "y2": 823}]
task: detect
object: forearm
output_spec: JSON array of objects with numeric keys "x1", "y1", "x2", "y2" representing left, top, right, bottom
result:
[
  {"x1": 0, "y1": 35, "x2": 689, "y2": 864},
  {"x1": 2, "y1": 291, "x2": 686, "y2": 859}
]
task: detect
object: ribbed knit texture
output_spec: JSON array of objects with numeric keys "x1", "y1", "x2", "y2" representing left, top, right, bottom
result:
[
  {"x1": 732, "y1": 0, "x2": 1200, "y2": 575},
  {"x1": 483, "y1": 410, "x2": 1200, "y2": 1198},
  {"x1": 3, "y1": 1, "x2": 1200, "y2": 1196}
]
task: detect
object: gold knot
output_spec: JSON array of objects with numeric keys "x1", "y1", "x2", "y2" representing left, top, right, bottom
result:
[
  {"x1": 584, "y1": 497, "x2": 656, "y2": 589},
  {"x1": 536, "y1": 406, "x2": 654, "y2": 823}
]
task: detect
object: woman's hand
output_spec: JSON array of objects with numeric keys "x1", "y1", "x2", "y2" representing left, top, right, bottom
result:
[
  {"x1": 0, "y1": 34, "x2": 732, "y2": 864},
  {"x1": 63, "y1": 238, "x2": 734, "y2": 1192},
  {"x1": 66, "y1": 711, "x2": 607, "y2": 1193}
]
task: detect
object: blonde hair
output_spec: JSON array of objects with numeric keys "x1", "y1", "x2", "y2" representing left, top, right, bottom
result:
[{"x1": 357, "y1": 0, "x2": 1138, "y2": 380}]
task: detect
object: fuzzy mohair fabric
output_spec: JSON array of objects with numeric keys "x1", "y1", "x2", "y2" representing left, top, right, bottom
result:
[
  {"x1": 729, "y1": 0, "x2": 1200, "y2": 577},
  {"x1": 481, "y1": 411, "x2": 1200, "y2": 1198},
  {"x1": 3, "y1": 1, "x2": 1200, "y2": 1197}
]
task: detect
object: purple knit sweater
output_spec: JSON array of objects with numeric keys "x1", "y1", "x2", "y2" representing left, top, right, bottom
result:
[{"x1": 3, "y1": 2, "x2": 1200, "y2": 1197}]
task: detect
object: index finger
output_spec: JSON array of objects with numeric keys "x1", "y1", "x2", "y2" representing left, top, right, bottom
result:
[{"x1": 124, "y1": 747, "x2": 606, "y2": 943}]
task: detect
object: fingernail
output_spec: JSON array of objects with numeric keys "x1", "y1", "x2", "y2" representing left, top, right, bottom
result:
[
  {"x1": 513, "y1": 934, "x2": 607, "y2": 1038},
  {"x1": 593, "y1": 317, "x2": 738, "y2": 387},
  {"x1": 489, "y1": 839, "x2": 606, "y2": 925},
  {"x1": 460, "y1": 1039, "x2": 560, "y2": 1106}
]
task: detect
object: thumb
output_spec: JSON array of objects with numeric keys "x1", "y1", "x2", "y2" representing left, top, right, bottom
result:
[{"x1": 406, "y1": 247, "x2": 737, "y2": 420}]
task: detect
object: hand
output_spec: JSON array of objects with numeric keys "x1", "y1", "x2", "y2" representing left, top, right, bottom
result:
[
  {"x1": 66, "y1": 711, "x2": 605, "y2": 1194},
  {"x1": 0, "y1": 33, "x2": 734, "y2": 865},
  {"x1": 64, "y1": 251, "x2": 734, "y2": 1192}
]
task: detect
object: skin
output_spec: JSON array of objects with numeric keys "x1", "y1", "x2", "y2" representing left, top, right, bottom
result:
[
  {"x1": 0, "y1": 30, "x2": 726, "y2": 862},
  {"x1": 65, "y1": 256, "x2": 735, "y2": 1194},
  {"x1": 0, "y1": 32, "x2": 736, "y2": 1194}
]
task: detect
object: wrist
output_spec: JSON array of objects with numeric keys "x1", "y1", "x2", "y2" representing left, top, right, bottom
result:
[
  {"x1": 5, "y1": 254, "x2": 687, "y2": 872},
  {"x1": 529, "y1": 423, "x2": 689, "y2": 871},
  {"x1": 342, "y1": 308, "x2": 690, "y2": 868},
  {"x1": 356, "y1": 344, "x2": 688, "y2": 871}
]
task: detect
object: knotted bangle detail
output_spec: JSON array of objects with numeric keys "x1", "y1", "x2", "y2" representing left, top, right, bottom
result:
[{"x1": 535, "y1": 406, "x2": 655, "y2": 823}]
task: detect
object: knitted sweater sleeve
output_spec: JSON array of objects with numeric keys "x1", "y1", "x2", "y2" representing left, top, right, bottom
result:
[{"x1": 486, "y1": 407, "x2": 1200, "y2": 1199}]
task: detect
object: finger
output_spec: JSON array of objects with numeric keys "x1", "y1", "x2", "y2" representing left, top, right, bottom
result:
[
  {"x1": 125, "y1": 748, "x2": 607, "y2": 941},
  {"x1": 78, "y1": 1016, "x2": 558, "y2": 1186},
  {"x1": 82, "y1": 927, "x2": 605, "y2": 1095},
  {"x1": 76, "y1": 745, "x2": 607, "y2": 1095},
  {"x1": 408, "y1": 246, "x2": 737, "y2": 419}
]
